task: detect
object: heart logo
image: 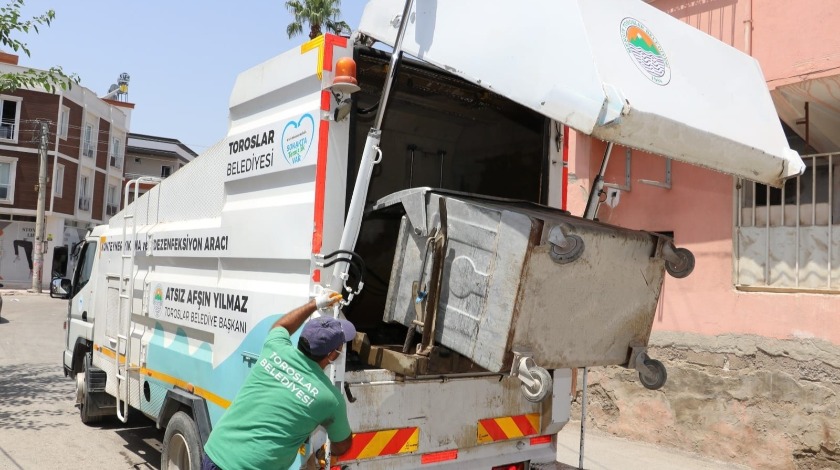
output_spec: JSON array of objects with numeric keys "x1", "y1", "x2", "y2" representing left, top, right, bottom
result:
[{"x1": 281, "y1": 113, "x2": 315, "y2": 165}]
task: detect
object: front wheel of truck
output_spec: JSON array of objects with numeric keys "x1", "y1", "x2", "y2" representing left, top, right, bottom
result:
[
  {"x1": 77, "y1": 353, "x2": 102, "y2": 425},
  {"x1": 161, "y1": 411, "x2": 202, "y2": 470}
]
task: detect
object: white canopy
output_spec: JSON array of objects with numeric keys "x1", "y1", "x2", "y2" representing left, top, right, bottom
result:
[{"x1": 358, "y1": 0, "x2": 805, "y2": 187}]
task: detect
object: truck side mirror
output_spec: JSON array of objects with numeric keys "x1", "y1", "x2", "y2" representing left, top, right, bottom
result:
[{"x1": 50, "y1": 277, "x2": 72, "y2": 299}]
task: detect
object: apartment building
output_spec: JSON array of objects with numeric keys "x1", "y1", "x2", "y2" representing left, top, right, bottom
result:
[
  {"x1": 123, "y1": 133, "x2": 196, "y2": 203},
  {"x1": 0, "y1": 54, "x2": 131, "y2": 287}
]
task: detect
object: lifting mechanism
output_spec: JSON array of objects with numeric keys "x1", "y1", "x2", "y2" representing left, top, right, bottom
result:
[
  {"x1": 311, "y1": 0, "x2": 702, "y2": 464},
  {"x1": 311, "y1": 0, "x2": 417, "y2": 463}
]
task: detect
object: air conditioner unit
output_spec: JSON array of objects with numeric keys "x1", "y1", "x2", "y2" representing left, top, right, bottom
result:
[
  {"x1": 110, "y1": 155, "x2": 122, "y2": 168},
  {"x1": 106, "y1": 204, "x2": 118, "y2": 216},
  {"x1": 78, "y1": 197, "x2": 91, "y2": 211},
  {"x1": 84, "y1": 148, "x2": 94, "y2": 158}
]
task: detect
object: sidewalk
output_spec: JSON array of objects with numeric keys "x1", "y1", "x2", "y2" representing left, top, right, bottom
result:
[{"x1": 555, "y1": 423, "x2": 750, "y2": 470}]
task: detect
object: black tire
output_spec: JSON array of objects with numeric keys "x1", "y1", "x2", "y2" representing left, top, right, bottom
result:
[
  {"x1": 161, "y1": 411, "x2": 202, "y2": 470},
  {"x1": 665, "y1": 247, "x2": 695, "y2": 279},
  {"x1": 521, "y1": 367, "x2": 553, "y2": 403},
  {"x1": 638, "y1": 358, "x2": 668, "y2": 390},
  {"x1": 79, "y1": 355, "x2": 102, "y2": 425}
]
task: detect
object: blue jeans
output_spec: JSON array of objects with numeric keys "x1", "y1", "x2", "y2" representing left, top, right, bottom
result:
[{"x1": 201, "y1": 454, "x2": 221, "y2": 470}]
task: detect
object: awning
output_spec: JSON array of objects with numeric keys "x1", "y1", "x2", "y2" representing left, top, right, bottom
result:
[{"x1": 358, "y1": 0, "x2": 805, "y2": 187}]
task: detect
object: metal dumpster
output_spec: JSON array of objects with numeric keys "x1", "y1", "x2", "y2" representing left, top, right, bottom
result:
[{"x1": 375, "y1": 188, "x2": 693, "y2": 400}]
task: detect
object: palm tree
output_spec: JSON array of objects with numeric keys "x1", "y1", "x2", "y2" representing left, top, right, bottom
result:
[{"x1": 285, "y1": 0, "x2": 350, "y2": 40}]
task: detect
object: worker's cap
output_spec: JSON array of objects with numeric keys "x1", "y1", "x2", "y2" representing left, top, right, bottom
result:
[{"x1": 300, "y1": 317, "x2": 356, "y2": 356}]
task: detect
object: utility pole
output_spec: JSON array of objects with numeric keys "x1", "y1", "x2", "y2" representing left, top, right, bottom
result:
[{"x1": 32, "y1": 120, "x2": 49, "y2": 292}]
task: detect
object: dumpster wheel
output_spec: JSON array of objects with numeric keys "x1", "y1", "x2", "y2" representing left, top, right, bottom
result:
[
  {"x1": 521, "y1": 366, "x2": 553, "y2": 403},
  {"x1": 549, "y1": 232, "x2": 585, "y2": 264},
  {"x1": 638, "y1": 358, "x2": 667, "y2": 390},
  {"x1": 664, "y1": 247, "x2": 695, "y2": 279}
]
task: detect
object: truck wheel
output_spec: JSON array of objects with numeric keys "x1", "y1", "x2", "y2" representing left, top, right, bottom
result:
[
  {"x1": 161, "y1": 411, "x2": 202, "y2": 470},
  {"x1": 521, "y1": 367, "x2": 553, "y2": 403},
  {"x1": 78, "y1": 357, "x2": 101, "y2": 425}
]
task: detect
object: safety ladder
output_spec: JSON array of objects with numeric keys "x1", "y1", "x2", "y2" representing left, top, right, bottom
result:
[{"x1": 114, "y1": 177, "x2": 154, "y2": 423}]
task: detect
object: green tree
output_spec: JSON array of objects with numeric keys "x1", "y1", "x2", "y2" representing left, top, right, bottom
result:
[
  {"x1": 285, "y1": 0, "x2": 350, "y2": 40},
  {"x1": 0, "y1": 0, "x2": 78, "y2": 93}
]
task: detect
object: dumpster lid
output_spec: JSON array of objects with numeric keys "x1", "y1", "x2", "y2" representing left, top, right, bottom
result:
[{"x1": 358, "y1": 0, "x2": 804, "y2": 187}]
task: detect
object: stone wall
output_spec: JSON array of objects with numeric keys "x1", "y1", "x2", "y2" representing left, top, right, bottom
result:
[{"x1": 570, "y1": 332, "x2": 840, "y2": 470}]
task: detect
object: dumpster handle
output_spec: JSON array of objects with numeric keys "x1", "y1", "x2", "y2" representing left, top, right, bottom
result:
[{"x1": 417, "y1": 198, "x2": 448, "y2": 356}]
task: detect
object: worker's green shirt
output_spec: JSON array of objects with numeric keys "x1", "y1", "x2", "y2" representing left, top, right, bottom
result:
[{"x1": 204, "y1": 327, "x2": 351, "y2": 470}]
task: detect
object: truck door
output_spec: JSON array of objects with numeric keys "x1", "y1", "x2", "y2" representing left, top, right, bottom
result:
[{"x1": 63, "y1": 239, "x2": 99, "y2": 373}]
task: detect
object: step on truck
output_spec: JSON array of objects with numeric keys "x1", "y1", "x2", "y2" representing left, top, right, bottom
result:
[{"x1": 53, "y1": 0, "x2": 803, "y2": 469}]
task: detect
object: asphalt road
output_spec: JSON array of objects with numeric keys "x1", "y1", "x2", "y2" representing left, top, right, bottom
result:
[
  {"x1": 0, "y1": 291, "x2": 747, "y2": 470},
  {"x1": 0, "y1": 291, "x2": 162, "y2": 470}
]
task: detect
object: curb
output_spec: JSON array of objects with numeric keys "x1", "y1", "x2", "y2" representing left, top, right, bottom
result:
[{"x1": 0, "y1": 289, "x2": 50, "y2": 296}]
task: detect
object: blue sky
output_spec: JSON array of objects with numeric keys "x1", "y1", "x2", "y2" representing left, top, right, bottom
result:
[{"x1": 18, "y1": 1, "x2": 367, "y2": 154}]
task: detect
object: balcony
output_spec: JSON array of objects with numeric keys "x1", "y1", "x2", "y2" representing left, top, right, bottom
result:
[{"x1": 78, "y1": 197, "x2": 91, "y2": 211}]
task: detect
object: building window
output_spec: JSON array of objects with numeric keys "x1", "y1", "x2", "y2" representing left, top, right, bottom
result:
[
  {"x1": 736, "y1": 153, "x2": 840, "y2": 291},
  {"x1": 0, "y1": 96, "x2": 21, "y2": 141},
  {"x1": 0, "y1": 156, "x2": 18, "y2": 203},
  {"x1": 110, "y1": 136, "x2": 123, "y2": 169},
  {"x1": 58, "y1": 105, "x2": 70, "y2": 140},
  {"x1": 161, "y1": 165, "x2": 172, "y2": 178},
  {"x1": 78, "y1": 175, "x2": 91, "y2": 211},
  {"x1": 106, "y1": 184, "x2": 118, "y2": 216},
  {"x1": 54, "y1": 163, "x2": 64, "y2": 197},
  {"x1": 82, "y1": 122, "x2": 95, "y2": 158}
]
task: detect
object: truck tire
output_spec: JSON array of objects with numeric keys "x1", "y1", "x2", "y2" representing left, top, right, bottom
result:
[
  {"x1": 161, "y1": 411, "x2": 202, "y2": 470},
  {"x1": 78, "y1": 356, "x2": 102, "y2": 425}
]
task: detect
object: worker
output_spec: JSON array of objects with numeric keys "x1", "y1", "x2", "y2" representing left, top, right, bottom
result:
[{"x1": 203, "y1": 290, "x2": 355, "y2": 470}]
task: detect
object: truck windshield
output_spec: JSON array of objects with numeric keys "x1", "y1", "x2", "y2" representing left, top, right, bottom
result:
[{"x1": 73, "y1": 241, "x2": 97, "y2": 293}]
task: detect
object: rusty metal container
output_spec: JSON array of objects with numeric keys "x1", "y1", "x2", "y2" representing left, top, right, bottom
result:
[{"x1": 377, "y1": 188, "x2": 685, "y2": 374}]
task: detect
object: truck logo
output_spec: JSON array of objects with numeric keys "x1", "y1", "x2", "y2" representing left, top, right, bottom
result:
[
  {"x1": 153, "y1": 284, "x2": 164, "y2": 317},
  {"x1": 620, "y1": 18, "x2": 671, "y2": 86},
  {"x1": 282, "y1": 113, "x2": 315, "y2": 165}
]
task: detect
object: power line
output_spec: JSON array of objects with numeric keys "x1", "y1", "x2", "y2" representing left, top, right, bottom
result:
[{"x1": 16, "y1": 120, "x2": 210, "y2": 155}]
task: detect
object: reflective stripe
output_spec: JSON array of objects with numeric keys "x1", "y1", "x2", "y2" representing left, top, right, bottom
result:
[
  {"x1": 93, "y1": 343, "x2": 231, "y2": 409},
  {"x1": 337, "y1": 427, "x2": 420, "y2": 462},
  {"x1": 477, "y1": 413, "x2": 540, "y2": 444}
]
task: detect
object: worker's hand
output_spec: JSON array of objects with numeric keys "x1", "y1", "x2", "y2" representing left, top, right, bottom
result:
[{"x1": 315, "y1": 289, "x2": 342, "y2": 310}]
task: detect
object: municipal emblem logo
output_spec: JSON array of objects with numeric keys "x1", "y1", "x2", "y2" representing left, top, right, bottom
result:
[
  {"x1": 152, "y1": 284, "x2": 164, "y2": 317},
  {"x1": 621, "y1": 18, "x2": 671, "y2": 86}
]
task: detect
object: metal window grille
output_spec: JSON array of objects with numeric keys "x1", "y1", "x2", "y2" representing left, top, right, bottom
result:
[{"x1": 735, "y1": 152, "x2": 839, "y2": 291}]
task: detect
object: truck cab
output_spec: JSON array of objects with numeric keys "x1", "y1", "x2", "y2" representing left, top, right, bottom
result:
[{"x1": 54, "y1": 229, "x2": 101, "y2": 379}]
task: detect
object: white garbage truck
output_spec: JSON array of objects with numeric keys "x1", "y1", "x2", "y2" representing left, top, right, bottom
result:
[{"x1": 54, "y1": 0, "x2": 803, "y2": 469}]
